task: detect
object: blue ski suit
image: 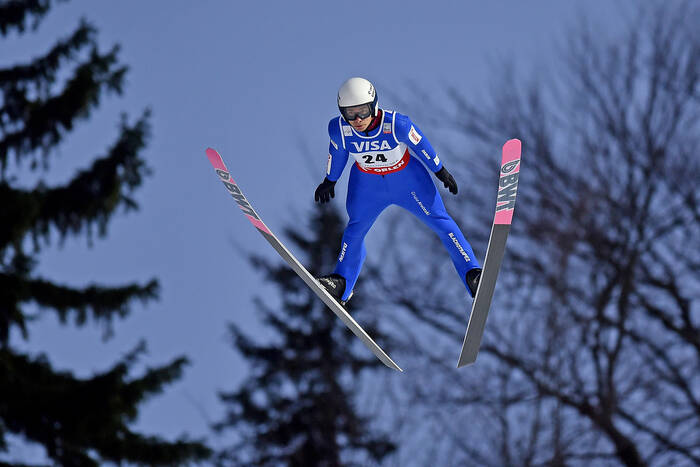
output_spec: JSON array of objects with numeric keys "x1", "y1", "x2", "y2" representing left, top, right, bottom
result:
[{"x1": 326, "y1": 110, "x2": 480, "y2": 300}]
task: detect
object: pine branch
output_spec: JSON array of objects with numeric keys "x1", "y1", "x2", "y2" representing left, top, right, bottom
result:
[
  {"x1": 0, "y1": 0, "x2": 61, "y2": 36},
  {"x1": 0, "y1": 346, "x2": 211, "y2": 466},
  {"x1": 0, "y1": 272, "x2": 159, "y2": 344},
  {"x1": 0, "y1": 20, "x2": 94, "y2": 92},
  {"x1": 0, "y1": 111, "x2": 151, "y2": 252},
  {"x1": 0, "y1": 41, "x2": 128, "y2": 172}
]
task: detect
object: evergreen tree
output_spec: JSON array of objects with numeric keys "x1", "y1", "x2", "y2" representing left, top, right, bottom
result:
[
  {"x1": 214, "y1": 206, "x2": 396, "y2": 466},
  {"x1": 0, "y1": 3, "x2": 210, "y2": 465}
]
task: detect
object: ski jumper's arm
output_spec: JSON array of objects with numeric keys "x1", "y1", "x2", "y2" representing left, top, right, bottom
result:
[
  {"x1": 326, "y1": 117, "x2": 350, "y2": 182},
  {"x1": 394, "y1": 113, "x2": 443, "y2": 172}
]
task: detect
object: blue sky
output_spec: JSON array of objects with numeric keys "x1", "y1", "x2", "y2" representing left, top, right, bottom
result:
[{"x1": 4, "y1": 0, "x2": 631, "y2": 456}]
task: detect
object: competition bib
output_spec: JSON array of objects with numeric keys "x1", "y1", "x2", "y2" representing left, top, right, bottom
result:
[{"x1": 340, "y1": 111, "x2": 410, "y2": 175}]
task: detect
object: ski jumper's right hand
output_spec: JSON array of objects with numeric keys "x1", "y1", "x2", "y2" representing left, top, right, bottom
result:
[
  {"x1": 435, "y1": 166, "x2": 458, "y2": 195},
  {"x1": 314, "y1": 177, "x2": 336, "y2": 203}
]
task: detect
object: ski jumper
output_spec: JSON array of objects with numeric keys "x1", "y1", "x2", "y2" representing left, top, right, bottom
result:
[{"x1": 326, "y1": 110, "x2": 480, "y2": 300}]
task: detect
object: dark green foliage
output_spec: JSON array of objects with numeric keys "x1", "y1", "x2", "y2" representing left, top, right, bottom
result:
[
  {"x1": 215, "y1": 207, "x2": 396, "y2": 466},
  {"x1": 0, "y1": 19, "x2": 126, "y2": 174},
  {"x1": 0, "y1": 345, "x2": 209, "y2": 466},
  {"x1": 0, "y1": 0, "x2": 57, "y2": 35},
  {"x1": 0, "y1": 1, "x2": 211, "y2": 465}
]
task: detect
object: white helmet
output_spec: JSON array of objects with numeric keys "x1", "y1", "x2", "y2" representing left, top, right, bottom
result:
[{"x1": 337, "y1": 77, "x2": 378, "y2": 121}]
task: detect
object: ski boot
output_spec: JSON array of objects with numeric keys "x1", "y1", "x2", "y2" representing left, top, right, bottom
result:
[
  {"x1": 466, "y1": 267, "x2": 482, "y2": 297},
  {"x1": 317, "y1": 273, "x2": 353, "y2": 306}
]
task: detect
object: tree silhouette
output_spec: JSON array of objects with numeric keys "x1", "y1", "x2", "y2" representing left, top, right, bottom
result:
[
  {"x1": 214, "y1": 206, "x2": 396, "y2": 466},
  {"x1": 374, "y1": 2, "x2": 699, "y2": 466},
  {"x1": 0, "y1": 3, "x2": 210, "y2": 465}
]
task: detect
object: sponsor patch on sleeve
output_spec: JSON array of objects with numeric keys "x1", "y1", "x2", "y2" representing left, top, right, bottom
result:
[
  {"x1": 327, "y1": 154, "x2": 332, "y2": 175},
  {"x1": 330, "y1": 139, "x2": 338, "y2": 150},
  {"x1": 408, "y1": 125, "x2": 422, "y2": 145},
  {"x1": 434, "y1": 156, "x2": 440, "y2": 166},
  {"x1": 421, "y1": 149, "x2": 431, "y2": 160}
]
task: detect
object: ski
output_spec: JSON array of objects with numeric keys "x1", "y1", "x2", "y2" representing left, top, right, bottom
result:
[
  {"x1": 205, "y1": 148, "x2": 402, "y2": 372},
  {"x1": 457, "y1": 139, "x2": 521, "y2": 368}
]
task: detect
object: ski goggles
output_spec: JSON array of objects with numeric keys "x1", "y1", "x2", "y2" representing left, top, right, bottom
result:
[{"x1": 340, "y1": 103, "x2": 373, "y2": 122}]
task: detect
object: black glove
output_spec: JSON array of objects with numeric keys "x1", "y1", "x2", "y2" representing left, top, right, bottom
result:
[
  {"x1": 314, "y1": 177, "x2": 336, "y2": 203},
  {"x1": 435, "y1": 166, "x2": 458, "y2": 195}
]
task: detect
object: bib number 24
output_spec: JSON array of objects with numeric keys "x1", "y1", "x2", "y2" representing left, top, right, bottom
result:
[{"x1": 362, "y1": 153, "x2": 387, "y2": 164}]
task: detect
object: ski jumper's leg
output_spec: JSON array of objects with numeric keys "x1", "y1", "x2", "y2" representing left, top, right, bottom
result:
[
  {"x1": 334, "y1": 166, "x2": 388, "y2": 301},
  {"x1": 392, "y1": 159, "x2": 480, "y2": 292}
]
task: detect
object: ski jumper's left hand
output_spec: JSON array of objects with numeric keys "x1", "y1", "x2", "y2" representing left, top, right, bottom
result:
[{"x1": 435, "y1": 166, "x2": 458, "y2": 194}]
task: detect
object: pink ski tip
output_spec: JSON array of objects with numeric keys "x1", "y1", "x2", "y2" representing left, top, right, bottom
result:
[
  {"x1": 502, "y1": 139, "x2": 521, "y2": 163},
  {"x1": 206, "y1": 147, "x2": 228, "y2": 172},
  {"x1": 205, "y1": 147, "x2": 219, "y2": 160}
]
